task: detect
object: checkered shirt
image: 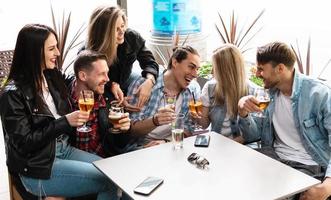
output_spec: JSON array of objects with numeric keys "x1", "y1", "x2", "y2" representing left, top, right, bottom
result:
[
  {"x1": 127, "y1": 73, "x2": 201, "y2": 132},
  {"x1": 71, "y1": 88, "x2": 106, "y2": 157}
]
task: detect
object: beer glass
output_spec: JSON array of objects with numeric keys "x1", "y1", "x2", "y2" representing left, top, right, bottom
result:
[
  {"x1": 77, "y1": 90, "x2": 94, "y2": 132},
  {"x1": 189, "y1": 95, "x2": 203, "y2": 132},
  {"x1": 252, "y1": 88, "x2": 270, "y2": 118},
  {"x1": 109, "y1": 100, "x2": 124, "y2": 133}
]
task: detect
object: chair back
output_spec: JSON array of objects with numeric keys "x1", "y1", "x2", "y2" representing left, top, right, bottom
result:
[{"x1": 0, "y1": 50, "x2": 14, "y2": 93}]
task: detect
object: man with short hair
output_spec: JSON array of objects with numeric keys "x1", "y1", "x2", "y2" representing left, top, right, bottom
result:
[
  {"x1": 125, "y1": 46, "x2": 201, "y2": 149},
  {"x1": 69, "y1": 50, "x2": 131, "y2": 157},
  {"x1": 238, "y1": 42, "x2": 331, "y2": 199}
]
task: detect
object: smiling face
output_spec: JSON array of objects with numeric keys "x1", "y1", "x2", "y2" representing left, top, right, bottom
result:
[
  {"x1": 43, "y1": 33, "x2": 60, "y2": 69},
  {"x1": 115, "y1": 16, "x2": 126, "y2": 45},
  {"x1": 172, "y1": 52, "x2": 201, "y2": 89},
  {"x1": 81, "y1": 59, "x2": 109, "y2": 94},
  {"x1": 256, "y1": 62, "x2": 281, "y2": 89}
]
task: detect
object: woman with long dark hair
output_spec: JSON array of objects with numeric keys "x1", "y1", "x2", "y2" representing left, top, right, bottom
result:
[{"x1": 0, "y1": 24, "x2": 118, "y2": 199}]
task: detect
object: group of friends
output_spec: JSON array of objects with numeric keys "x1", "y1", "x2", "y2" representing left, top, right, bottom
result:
[{"x1": 1, "y1": 4, "x2": 331, "y2": 200}]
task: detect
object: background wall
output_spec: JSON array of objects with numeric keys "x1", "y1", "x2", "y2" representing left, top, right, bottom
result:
[{"x1": 1, "y1": 0, "x2": 331, "y2": 79}]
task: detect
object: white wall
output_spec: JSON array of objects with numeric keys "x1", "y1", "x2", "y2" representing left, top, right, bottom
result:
[
  {"x1": 1, "y1": 0, "x2": 331, "y2": 79},
  {"x1": 0, "y1": 0, "x2": 115, "y2": 73},
  {"x1": 199, "y1": 0, "x2": 331, "y2": 79}
]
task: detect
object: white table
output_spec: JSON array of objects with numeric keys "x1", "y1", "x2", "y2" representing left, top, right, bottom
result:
[{"x1": 93, "y1": 132, "x2": 320, "y2": 200}]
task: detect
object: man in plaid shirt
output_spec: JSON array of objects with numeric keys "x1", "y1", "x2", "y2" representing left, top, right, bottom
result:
[
  {"x1": 69, "y1": 50, "x2": 131, "y2": 157},
  {"x1": 125, "y1": 46, "x2": 201, "y2": 149}
]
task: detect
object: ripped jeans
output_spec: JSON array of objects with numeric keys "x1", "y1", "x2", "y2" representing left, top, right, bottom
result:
[{"x1": 19, "y1": 136, "x2": 119, "y2": 200}]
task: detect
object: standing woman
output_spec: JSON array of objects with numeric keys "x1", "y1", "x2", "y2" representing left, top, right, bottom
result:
[
  {"x1": 0, "y1": 24, "x2": 117, "y2": 199},
  {"x1": 86, "y1": 5, "x2": 159, "y2": 107},
  {"x1": 192, "y1": 44, "x2": 250, "y2": 142}
]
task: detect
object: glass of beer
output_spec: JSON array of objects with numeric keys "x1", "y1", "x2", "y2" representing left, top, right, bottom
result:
[
  {"x1": 252, "y1": 88, "x2": 270, "y2": 118},
  {"x1": 77, "y1": 90, "x2": 94, "y2": 132},
  {"x1": 109, "y1": 100, "x2": 124, "y2": 133},
  {"x1": 189, "y1": 95, "x2": 203, "y2": 132},
  {"x1": 172, "y1": 113, "x2": 185, "y2": 149}
]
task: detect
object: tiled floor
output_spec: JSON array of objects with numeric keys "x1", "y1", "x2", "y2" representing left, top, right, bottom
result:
[{"x1": 0, "y1": 121, "x2": 10, "y2": 199}]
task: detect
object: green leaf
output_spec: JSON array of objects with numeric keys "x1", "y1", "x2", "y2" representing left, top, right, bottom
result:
[{"x1": 249, "y1": 75, "x2": 264, "y2": 87}]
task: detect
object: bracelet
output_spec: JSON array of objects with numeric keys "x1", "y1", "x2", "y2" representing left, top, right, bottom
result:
[{"x1": 152, "y1": 115, "x2": 160, "y2": 126}]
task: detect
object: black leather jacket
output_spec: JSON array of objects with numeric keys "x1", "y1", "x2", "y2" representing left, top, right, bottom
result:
[
  {"x1": 0, "y1": 69, "x2": 73, "y2": 179},
  {"x1": 106, "y1": 28, "x2": 159, "y2": 94}
]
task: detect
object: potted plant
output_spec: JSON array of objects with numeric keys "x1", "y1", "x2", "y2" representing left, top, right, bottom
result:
[
  {"x1": 291, "y1": 38, "x2": 330, "y2": 80},
  {"x1": 197, "y1": 61, "x2": 212, "y2": 87},
  {"x1": 50, "y1": 5, "x2": 85, "y2": 72},
  {"x1": 215, "y1": 9, "x2": 265, "y2": 53},
  {"x1": 248, "y1": 65, "x2": 264, "y2": 87}
]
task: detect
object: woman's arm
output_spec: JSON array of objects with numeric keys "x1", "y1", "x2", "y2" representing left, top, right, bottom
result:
[
  {"x1": 130, "y1": 29, "x2": 159, "y2": 80},
  {"x1": 0, "y1": 90, "x2": 87, "y2": 154}
]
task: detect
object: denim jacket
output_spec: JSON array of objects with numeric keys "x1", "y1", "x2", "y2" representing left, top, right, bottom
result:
[
  {"x1": 205, "y1": 79, "x2": 256, "y2": 137},
  {"x1": 206, "y1": 82, "x2": 239, "y2": 136},
  {"x1": 239, "y1": 70, "x2": 331, "y2": 177}
]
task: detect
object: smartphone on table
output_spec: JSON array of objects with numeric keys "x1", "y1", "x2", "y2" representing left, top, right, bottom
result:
[
  {"x1": 133, "y1": 176, "x2": 164, "y2": 195},
  {"x1": 194, "y1": 135, "x2": 210, "y2": 147}
]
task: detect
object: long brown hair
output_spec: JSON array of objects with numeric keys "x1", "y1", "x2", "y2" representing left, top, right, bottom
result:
[
  {"x1": 212, "y1": 44, "x2": 247, "y2": 118},
  {"x1": 87, "y1": 6, "x2": 127, "y2": 65}
]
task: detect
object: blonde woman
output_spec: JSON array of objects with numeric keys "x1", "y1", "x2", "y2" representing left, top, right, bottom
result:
[
  {"x1": 192, "y1": 44, "x2": 250, "y2": 142},
  {"x1": 86, "y1": 5, "x2": 159, "y2": 108}
]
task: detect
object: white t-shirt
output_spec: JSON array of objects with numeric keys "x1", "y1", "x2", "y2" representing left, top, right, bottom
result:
[
  {"x1": 42, "y1": 87, "x2": 61, "y2": 119},
  {"x1": 273, "y1": 92, "x2": 317, "y2": 165}
]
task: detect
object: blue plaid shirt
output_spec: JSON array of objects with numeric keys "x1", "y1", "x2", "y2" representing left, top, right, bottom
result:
[{"x1": 127, "y1": 73, "x2": 201, "y2": 132}]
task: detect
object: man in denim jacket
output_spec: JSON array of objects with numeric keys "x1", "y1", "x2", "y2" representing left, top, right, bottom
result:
[{"x1": 238, "y1": 42, "x2": 331, "y2": 199}]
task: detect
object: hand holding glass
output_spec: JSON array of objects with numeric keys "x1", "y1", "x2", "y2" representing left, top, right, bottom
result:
[
  {"x1": 77, "y1": 90, "x2": 94, "y2": 132},
  {"x1": 252, "y1": 88, "x2": 270, "y2": 118},
  {"x1": 109, "y1": 100, "x2": 124, "y2": 133},
  {"x1": 189, "y1": 95, "x2": 203, "y2": 132}
]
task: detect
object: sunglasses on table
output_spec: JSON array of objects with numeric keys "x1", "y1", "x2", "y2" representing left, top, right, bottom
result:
[{"x1": 187, "y1": 153, "x2": 210, "y2": 169}]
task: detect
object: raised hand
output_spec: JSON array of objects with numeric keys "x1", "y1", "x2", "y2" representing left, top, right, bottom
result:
[
  {"x1": 238, "y1": 95, "x2": 260, "y2": 117},
  {"x1": 153, "y1": 107, "x2": 176, "y2": 126}
]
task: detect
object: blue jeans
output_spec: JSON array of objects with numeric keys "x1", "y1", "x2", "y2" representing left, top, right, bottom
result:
[{"x1": 20, "y1": 136, "x2": 118, "y2": 200}]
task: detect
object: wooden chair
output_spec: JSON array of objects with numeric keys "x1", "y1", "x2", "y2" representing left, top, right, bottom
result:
[
  {"x1": 8, "y1": 173, "x2": 38, "y2": 200},
  {"x1": 8, "y1": 174, "x2": 23, "y2": 200}
]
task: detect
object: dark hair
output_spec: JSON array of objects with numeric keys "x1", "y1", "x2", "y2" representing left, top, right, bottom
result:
[
  {"x1": 256, "y1": 42, "x2": 296, "y2": 68},
  {"x1": 74, "y1": 50, "x2": 108, "y2": 77},
  {"x1": 167, "y1": 45, "x2": 199, "y2": 69},
  {"x1": 8, "y1": 24, "x2": 61, "y2": 107}
]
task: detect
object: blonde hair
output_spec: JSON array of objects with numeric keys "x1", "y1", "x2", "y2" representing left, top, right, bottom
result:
[
  {"x1": 212, "y1": 44, "x2": 248, "y2": 118},
  {"x1": 87, "y1": 6, "x2": 127, "y2": 65}
]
